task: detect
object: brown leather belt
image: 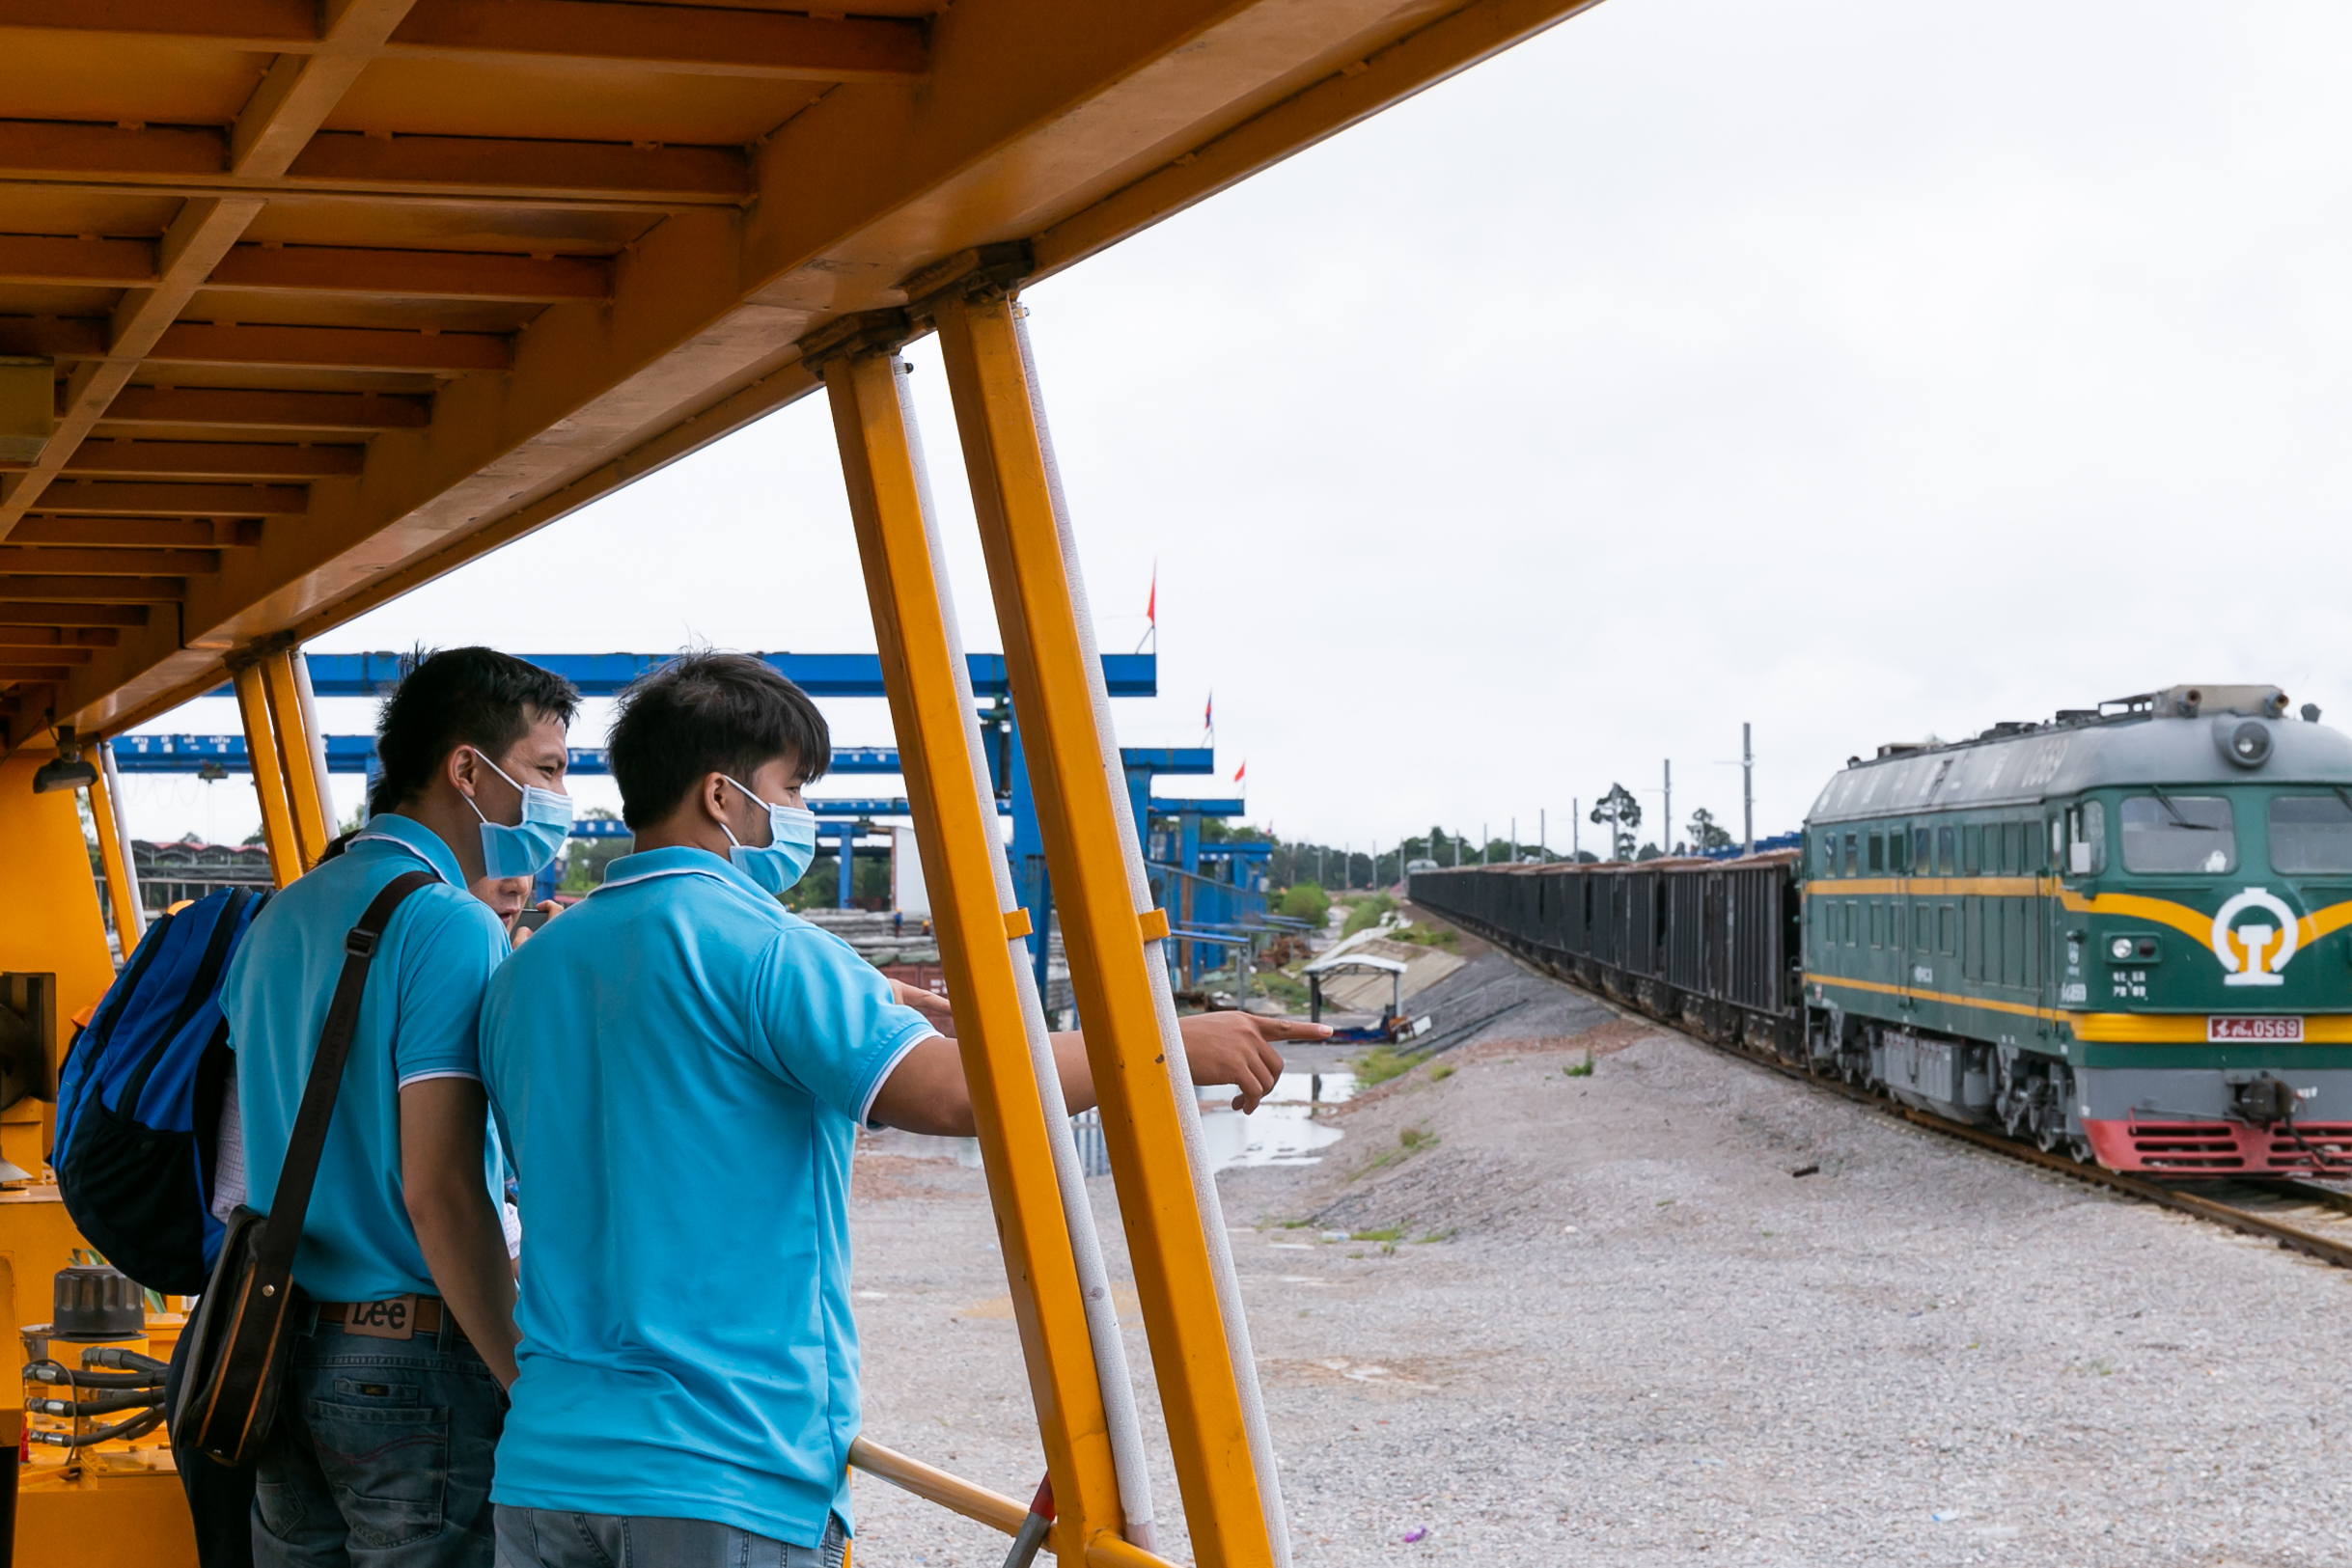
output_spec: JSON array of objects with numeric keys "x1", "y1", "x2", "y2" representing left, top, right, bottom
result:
[{"x1": 318, "y1": 1296, "x2": 461, "y2": 1342}]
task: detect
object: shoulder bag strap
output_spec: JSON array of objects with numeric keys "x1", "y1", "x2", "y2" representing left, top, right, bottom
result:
[{"x1": 255, "y1": 868, "x2": 438, "y2": 1274}]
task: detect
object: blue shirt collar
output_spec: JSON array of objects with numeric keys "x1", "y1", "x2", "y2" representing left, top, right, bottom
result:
[
  {"x1": 356, "y1": 812, "x2": 469, "y2": 888},
  {"x1": 595, "y1": 844, "x2": 781, "y2": 908}
]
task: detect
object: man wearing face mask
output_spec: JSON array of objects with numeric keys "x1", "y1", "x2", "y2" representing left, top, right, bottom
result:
[
  {"x1": 220, "y1": 646, "x2": 578, "y2": 1568},
  {"x1": 477, "y1": 651, "x2": 1319, "y2": 1567}
]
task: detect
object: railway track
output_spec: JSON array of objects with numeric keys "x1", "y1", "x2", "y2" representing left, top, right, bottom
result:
[{"x1": 1511, "y1": 953, "x2": 2352, "y2": 1271}]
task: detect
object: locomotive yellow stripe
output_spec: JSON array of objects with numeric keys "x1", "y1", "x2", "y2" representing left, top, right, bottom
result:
[
  {"x1": 1806, "y1": 974, "x2": 2055, "y2": 1022},
  {"x1": 2068, "y1": 1013, "x2": 2352, "y2": 1044},
  {"x1": 1804, "y1": 878, "x2": 2039, "y2": 896}
]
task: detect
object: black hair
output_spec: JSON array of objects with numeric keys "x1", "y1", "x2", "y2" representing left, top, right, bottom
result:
[
  {"x1": 369, "y1": 646, "x2": 582, "y2": 817},
  {"x1": 608, "y1": 650, "x2": 831, "y2": 830}
]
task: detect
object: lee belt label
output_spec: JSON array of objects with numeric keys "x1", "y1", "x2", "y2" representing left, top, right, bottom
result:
[
  {"x1": 2208, "y1": 1015, "x2": 2303, "y2": 1043},
  {"x1": 344, "y1": 1295, "x2": 419, "y2": 1338}
]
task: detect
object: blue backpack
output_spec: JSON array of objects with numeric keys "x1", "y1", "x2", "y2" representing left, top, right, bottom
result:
[{"x1": 54, "y1": 886, "x2": 268, "y2": 1295}]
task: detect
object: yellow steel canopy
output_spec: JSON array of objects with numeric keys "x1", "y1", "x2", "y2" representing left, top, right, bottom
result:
[{"x1": 0, "y1": 0, "x2": 1593, "y2": 749}]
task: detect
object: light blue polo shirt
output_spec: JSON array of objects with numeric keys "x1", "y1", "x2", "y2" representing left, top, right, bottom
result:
[
  {"x1": 222, "y1": 812, "x2": 512, "y2": 1304},
  {"x1": 478, "y1": 846, "x2": 936, "y2": 1546}
]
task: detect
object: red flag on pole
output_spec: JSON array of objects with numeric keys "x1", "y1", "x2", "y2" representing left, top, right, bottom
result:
[
  {"x1": 1146, "y1": 564, "x2": 1156, "y2": 627},
  {"x1": 1204, "y1": 692, "x2": 1213, "y2": 738},
  {"x1": 1232, "y1": 759, "x2": 1246, "y2": 784}
]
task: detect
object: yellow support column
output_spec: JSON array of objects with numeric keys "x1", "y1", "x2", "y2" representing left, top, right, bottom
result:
[
  {"x1": 816, "y1": 332, "x2": 1131, "y2": 1562},
  {"x1": 931, "y1": 285, "x2": 1277, "y2": 1568},
  {"x1": 84, "y1": 744, "x2": 143, "y2": 955},
  {"x1": 232, "y1": 663, "x2": 301, "y2": 887},
  {"x1": 262, "y1": 648, "x2": 334, "y2": 867}
]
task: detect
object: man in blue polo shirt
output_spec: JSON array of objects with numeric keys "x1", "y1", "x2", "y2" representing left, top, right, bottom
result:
[
  {"x1": 480, "y1": 651, "x2": 1314, "y2": 1567},
  {"x1": 222, "y1": 646, "x2": 578, "y2": 1568}
]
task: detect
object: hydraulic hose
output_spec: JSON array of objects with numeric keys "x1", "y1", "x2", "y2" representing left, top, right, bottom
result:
[
  {"x1": 28, "y1": 1389, "x2": 166, "y2": 1417},
  {"x1": 83, "y1": 1346, "x2": 171, "y2": 1377},
  {"x1": 1017, "y1": 309, "x2": 1292, "y2": 1568},
  {"x1": 28, "y1": 1407, "x2": 164, "y2": 1449},
  {"x1": 887, "y1": 355, "x2": 1157, "y2": 1550},
  {"x1": 23, "y1": 1360, "x2": 166, "y2": 1391}
]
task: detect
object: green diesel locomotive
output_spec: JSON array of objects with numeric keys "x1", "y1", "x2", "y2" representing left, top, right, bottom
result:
[{"x1": 1804, "y1": 682, "x2": 2352, "y2": 1172}]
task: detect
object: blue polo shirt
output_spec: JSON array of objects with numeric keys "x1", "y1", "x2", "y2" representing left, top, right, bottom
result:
[
  {"x1": 477, "y1": 846, "x2": 936, "y2": 1546},
  {"x1": 221, "y1": 812, "x2": 511, "y2": 1305}
]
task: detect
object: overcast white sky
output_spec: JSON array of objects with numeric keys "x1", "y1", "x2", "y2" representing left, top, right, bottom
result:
[{"x1": 119, "y1": 0, "x2": 2352, "y2": 859}]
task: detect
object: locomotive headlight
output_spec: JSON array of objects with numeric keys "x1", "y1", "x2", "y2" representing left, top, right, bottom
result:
[{"x1": 2110, "y1": 936, "x2": 2133, "y2": 962}]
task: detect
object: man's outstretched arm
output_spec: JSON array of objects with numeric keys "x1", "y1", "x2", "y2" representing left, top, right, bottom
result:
[{"x1": 869, "y1": 1011, "x2": 1330, "y2": 1138}]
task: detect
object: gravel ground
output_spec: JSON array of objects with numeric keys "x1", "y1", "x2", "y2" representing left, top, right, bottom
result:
[{"x1": 847, "y1": 957, "x2": 2352, "y2": 1568}]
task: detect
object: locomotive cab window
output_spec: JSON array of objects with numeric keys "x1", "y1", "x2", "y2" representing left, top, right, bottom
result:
[
  {"x1": 2066, "y1": 801, "x2": 2106, "y2": 876},
  {"x1": 2119, "y1": 794, "x2": 2235, "y2": 874},
  {"x1": 2271, "y1": 795, "x2": 2352, "y2": 874},
  {"x1": 1843, "y1": 832, "x2": 1858, "y2": 875},
  {"x1": 1937, "y1": 826, "x2": 1954, "y2": 874},
  {"x1": 1868, "y1": 834, "x2": 1885, "y2": 873},
  {"x1": 1912, "y1": 828, "x2": 1930, "y2": 872},
  {"x1": 1963, "y1": 824, "x2": 1981, "y2": 874}
]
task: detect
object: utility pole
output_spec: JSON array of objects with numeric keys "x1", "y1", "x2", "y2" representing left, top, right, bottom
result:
[
  {"x1": 1539, "y1": 809, "x2": 1546, "y2": 862},
  {"x1": 1663, "y1": 760, "x2": 1672, "y2": 858},
  {"x1": 1509, "y1": 816, "x2": 1516, "y2": 865},
  {"x1": 1572, "y1": 798, "x2": 1580, "y2": 862},
  {"x1": 1742, "y1": 722, "x2": 1755, "y2": 857},
  {"x1": 1480, "y1": 822, "x2": 1487, "y2": 866}
]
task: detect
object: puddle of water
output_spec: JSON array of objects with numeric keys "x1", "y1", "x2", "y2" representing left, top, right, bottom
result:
[{"x1": 1193, "y1": 1069, "x2": 1357, "y2": 1171}]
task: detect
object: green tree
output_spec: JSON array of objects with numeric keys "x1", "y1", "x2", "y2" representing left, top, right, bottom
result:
[
  {"x1": 1591, "y1": 784, "x2": 1642, "y2": 861},
  {"x1": 1687, "y1": 807, "x2": 1733, "y2": 853}
]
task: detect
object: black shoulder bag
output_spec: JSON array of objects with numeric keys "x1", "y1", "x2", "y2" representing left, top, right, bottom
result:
[{"x1": 174, "y1": 869, "x2": 438, "y2": 1468}]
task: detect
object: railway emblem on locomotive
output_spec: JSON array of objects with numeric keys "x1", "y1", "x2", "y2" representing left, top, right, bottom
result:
[{"x1": 2210, "y1": 887, "x2": 2301, "y2": 986}]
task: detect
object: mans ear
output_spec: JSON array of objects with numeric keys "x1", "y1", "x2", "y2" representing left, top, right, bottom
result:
[{"x1": 445, "y1": 744, "x2": 481, "y2": 798}]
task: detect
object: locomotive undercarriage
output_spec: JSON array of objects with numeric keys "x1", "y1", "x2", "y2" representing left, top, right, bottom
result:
[{"x1": 1805, "y1": 1005, "x2": 2094, "y2": 1161}]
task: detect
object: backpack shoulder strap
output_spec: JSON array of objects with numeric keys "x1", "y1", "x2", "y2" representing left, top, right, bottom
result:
[{"x1": 256, "y1": 869, "x2": 439, "y2": 1274}]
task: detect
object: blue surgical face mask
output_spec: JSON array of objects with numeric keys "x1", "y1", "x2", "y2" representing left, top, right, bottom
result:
[
  {"x1": 719, "y1": 775, "x2": 818, "y2": 895},
  {"x1": 463, "y1": 748, "x2": 572, "y2": 879}
]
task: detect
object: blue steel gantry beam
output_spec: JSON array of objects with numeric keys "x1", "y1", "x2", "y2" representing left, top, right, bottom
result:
[{"x1": 201, "y1": 652, "x2": 1157, "y2": 701}]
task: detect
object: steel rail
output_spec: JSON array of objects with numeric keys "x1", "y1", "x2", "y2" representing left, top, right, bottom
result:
[{"x1": 1448, "y1": 919, "x2": 2352, "y2": 1272}]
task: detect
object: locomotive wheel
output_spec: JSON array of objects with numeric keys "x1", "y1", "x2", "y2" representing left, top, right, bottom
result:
[
  {"x1": 2034, "y1": 1117, "x2": 2066, "y2": 1155},
  {"x1": 2068, "y1": 1135, "x2": 2095, "y2": 1164}
]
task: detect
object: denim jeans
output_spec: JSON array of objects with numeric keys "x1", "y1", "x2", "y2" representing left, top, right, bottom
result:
[
  {"x1": 250, "y1": 1311, "x2": 504, "y2": 1568},
  {"x1": 492, "y1": 1508, "x2": 847, "y2": 1568}
]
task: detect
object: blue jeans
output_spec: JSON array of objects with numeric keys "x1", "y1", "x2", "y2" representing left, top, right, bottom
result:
[
  {"x1": 250, "y1": 1312, "x2": 505, "y2": 1567},
  {"x1": 492, "y1": 1509, "x2": 847, "y2": 1568}
]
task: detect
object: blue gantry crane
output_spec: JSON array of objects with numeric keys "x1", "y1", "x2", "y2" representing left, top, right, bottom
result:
[{"x1": 122, "y1": 651, "x2": 1275, "y2": 991}]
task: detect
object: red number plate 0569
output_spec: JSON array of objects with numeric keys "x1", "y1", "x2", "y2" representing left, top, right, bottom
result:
[{"x1": 2208, "y1": 1016, "x2": 2304, "y2": 1042}]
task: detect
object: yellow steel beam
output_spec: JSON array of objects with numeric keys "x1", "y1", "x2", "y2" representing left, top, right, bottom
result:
[
  {"x1": 208, "y1": 244, "x2": 611, "y2": 302},
  {"x1": 0, "y1": 628, "x2": 115, "y2": 647},
  {"x1": 83, "y1": 745, "x2": 143, "y2": 953},
  {"x1": 11, "y1": 519, "x2": 262, "y2": 549},
  {"x1": 0, "y1": 577, "x2": 184, "y2": 604},
  {"x1": 59, "y1": 444, "x2": 364, "y2": 481},
  {"x1": 0, "y1": 123, "x2": 751, "y2": 206},
  {"x1": 0, "y1": 0, "x2": 926, "y2": 80},
  {"x1": 931, "y1": 287, "x2": 1272, "y2": 1568},
  {"x1": 261, "y1": 647, "x2": 334, "y2": 866},
  {"x1": 100, "y1": 388, "x2": 430, "y2": 432},
  {"x1": 232, "y1": 0, "x2": 420, "y2": 177},
  {"x1": 821, "y1": 339, "x2": 1128, "y2": 1563},
  {"x1": 0, "y1": 604, "x2": 146, "y2": 628},
  {"x1": 0, "y1": 549, "x2": 220, "y2": 577},
  {"x1": 35, "y1": 482, "x2": 306, "y2": 518},
  {"x1": 0, "y1": 234, "x2": 153, "y2": 288},
  {"x1": 231, "y1": 664, "x2": 301, "y2": 886}
]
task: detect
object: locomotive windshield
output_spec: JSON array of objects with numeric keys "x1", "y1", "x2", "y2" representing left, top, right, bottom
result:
[
  {"x1": 2270, "y1": 794, "x2": 2352, "y2": 873},
  {"x1": 2119, "y1": 794, "x2": 2234, "y2": 873}
]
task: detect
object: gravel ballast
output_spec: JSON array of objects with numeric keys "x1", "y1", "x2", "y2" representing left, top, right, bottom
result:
[{"x1": 846, "y1": 958, "x2": 2352, "y2": 1567}]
